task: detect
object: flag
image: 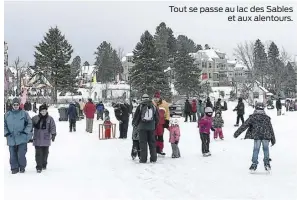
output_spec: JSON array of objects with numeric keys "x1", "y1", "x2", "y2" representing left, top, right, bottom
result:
[
  {"x1": 92, "y1": 74, "x2": 97, "y2": 83},
  {"x1": 202, "y1": 73, "x2": 208, "y2": 80}
]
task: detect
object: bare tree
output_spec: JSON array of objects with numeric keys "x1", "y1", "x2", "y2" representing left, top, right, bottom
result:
[
  {"x1": 11, "y1": 57, "x2": 28, "y2": 94},
  {"x1": 279, "y1": 47, "x2": 291, "y2": 64},
  {"x1": 233, "y1": 41, "x2": 255, "y2": 71}
]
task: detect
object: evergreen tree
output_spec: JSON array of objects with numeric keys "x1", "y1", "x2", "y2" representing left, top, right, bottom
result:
[
  {"x1": 94, "y1": 41, "x2": 115, "y2": 83},
  {"x1": 71, "y1": 56, "x2": 81, "y2": 75},
  {"x1": 130, "y1": 31, "x2": 171, "y2": 99},
  {"x1": 196, "y1": 44, "x2": 203, "y2": 51},
  {"x1": 34, "y1": 26, "x2": 73, "y2": 103},
  {"x1": 111, "y1": 49, "x2": 123, "y2": 81},
  {"x1": 174, "y1": 35, "x2": 201, "y2": 97},
  {"x1": 166, "y1": 27, "x2": 177, "y2": 59},
  {"x1": 83, "y1": 61, "x2": 90, "y2": 66},
  {"x1": 284, "y1": 62, "x2": 296, "y2": 96},
  {"x1": 253, "y1": 39, "x2": 267, "y2": 86}
]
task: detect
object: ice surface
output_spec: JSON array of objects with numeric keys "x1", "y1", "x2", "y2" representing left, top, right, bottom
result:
[{"x1": 4, "y1": 102, "x2": 297, "y2": 200}]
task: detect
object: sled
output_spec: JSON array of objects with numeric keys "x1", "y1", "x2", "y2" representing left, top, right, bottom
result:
[{"x1": 98, "y1": 123, "x2": 116, "y2": 140}]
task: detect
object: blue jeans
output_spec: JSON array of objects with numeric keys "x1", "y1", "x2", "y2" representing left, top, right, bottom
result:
[
  {"x1": 252, "y1": 140, "x2": 270, "y2": 165},
  {"x1": 9, "y1": 143, "x2": 28, "y2": 171}
]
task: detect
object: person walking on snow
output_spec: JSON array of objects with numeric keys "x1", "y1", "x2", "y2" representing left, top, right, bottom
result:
[
  {"x1": 276, "y1": 98, "x2": 282, "y2": 116},
  {"x1": 67, "y1": 101, "x2": 78, "y2": 132},
  {"x1": 184, "y1": 99, "x2": 192, "y2": 122},
  {"x1": 152, "y1": 91, "x2": 170, "y2": 155},
  {"x1": 133, "y1": 94, "x2": 159, "y2": 163},
  {"x1": 233, "y1": 97, "x2": 245, "y2": 126},
  {"x1": 155, "y1": 106, "x2": 166, "y2": 155},
  {"x1": 96, "y1": 101, "x2": 105, "y2": 120},
  {"x1": 32, "y1": 104, "x2": 57, "y2": 173},
  {"x1": 114, "y1": 103, "x2": 130, "y2": 139},
  {"x1": 78, "y1": 99, "x2": 85, "y2": 118},
  {"x1": 197, "y1": 100, "x2": 205, "y2": 122},
  {"x1": 191, "y1": 99, "x2": 197, "y2": 122},
  {"x1": 213, "y1": 111, "x2": 224, "y2": 140},
  {"x1": 198, "y1": 107, "x2": 215, "y2": 157},
  {"x1": 169, "y1": 119, "x2": 181, "y2": 158},
  {"x1": 4, "y1": 98, "x2": 33, "y2": 174},
  {"x1": 205, "y1": 97, "x2": 213, "y2": 109},
  {"x1": 234, "y1": 102, "x2": 275, "y2": 172},
  {"x1": 84, "y1": 98, "x2": 96, "y2": 133}
]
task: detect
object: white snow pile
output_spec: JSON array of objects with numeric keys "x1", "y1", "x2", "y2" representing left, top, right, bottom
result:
[{"x1": 4, "y1": 102, "x2": 297, "y2": 200}]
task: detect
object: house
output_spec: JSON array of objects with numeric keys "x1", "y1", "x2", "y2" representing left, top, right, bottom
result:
[
  {"x1": 121, "y1": 53, "x2": 134, "y2": 82},
  {"x1": 219, "y1": 60, "x2": 236, "y2": 86},
  {"x1": 190, "y1": 49, "x2": 228, "y2": 86},
  {"x1": 80, "y1": 65, "x2": 96, "y2": 84},
  {"x1": 248, "y1": 81, "x2": 272, "y2": 106}
]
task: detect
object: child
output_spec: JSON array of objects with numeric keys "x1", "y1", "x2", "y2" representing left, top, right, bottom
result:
[
  {"x1": 213, "y1": 111, "x2": 224, "y2": 140},
  {"x1": 103, "y1": 116, "x2": 112, "y2": 139},
  {"x1": 198, "y1": 107, "x2": 214, "y2": 157},
  {"x1": 131, "y1": 125, "x2": 140, "y2": 160},
  {"x1": 169, "y1": 118, "x2": 181, "y2": 158},
  {"x1": 234, "y1": 102, "x2": 275, "y2": 172}
]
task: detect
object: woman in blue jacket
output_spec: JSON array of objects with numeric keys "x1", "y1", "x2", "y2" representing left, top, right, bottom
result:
[{"x1": 4, "y1": 98, "x2": 33, "y2": 174}]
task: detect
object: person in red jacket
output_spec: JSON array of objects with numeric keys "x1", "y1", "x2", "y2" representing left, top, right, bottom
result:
[
  {"x1": 155, "y1": 107, "x2": 166, "y2": 155},
  {"x1": 83, "y1": 98, "x2": 96, "y2": 133},
  {"x1": 191, "y1": 99, "x2": 197, "y2": 122}
]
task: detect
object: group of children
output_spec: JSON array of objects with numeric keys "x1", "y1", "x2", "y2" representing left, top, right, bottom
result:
[{"x1": 131, "y1": 106, "x2": 225, "y2": 159}]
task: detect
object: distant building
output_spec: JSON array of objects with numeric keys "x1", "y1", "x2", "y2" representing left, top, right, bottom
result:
[
  {"x1": 121, "y1": 52, "x2": 134, "y2": 82},
  {"x1": 80, "y1": 65, "x2": 96, "y2": 84},
  {"x1": 190, "y1": 49, "x2": 228, "y2": 87}
]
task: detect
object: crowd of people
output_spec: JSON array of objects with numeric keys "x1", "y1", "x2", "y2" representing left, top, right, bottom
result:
[{"x1": 4, "y1": 93, "x2": 278, "y2": 173}]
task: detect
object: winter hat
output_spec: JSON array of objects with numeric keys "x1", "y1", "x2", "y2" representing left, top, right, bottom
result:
[
  {"x1": 141, "y1": 94, "x2": 150, "y2": 101},
  {"x1": 12, "y1": 98, "x2": 20, "y2": 104},
  {"x1": 154, "y1": 91, "x2": 161, "y2": 98},
  {"x1": 205, "y1": 107, "x2": 213, "y2": 113},
  {"x1": 255, "y1": 102, "x2": 265, "y2": 110},
  {"x1": 39, "y1": 104, "x2": 48, "y2": 111},
  {"x1": 218, "y1": 98, "x2": 221, "y2": 101}
]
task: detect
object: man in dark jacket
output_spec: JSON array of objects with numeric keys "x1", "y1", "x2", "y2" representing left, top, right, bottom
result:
[
  {"x1": 214, "y1": 98, "x2": 222, "y2": 113},
  {"x1": 233, "y1": 97, "x2": 245, "y2": 126},
  {"x1": 184, "y1": 99, "x2": 192, "y2": 122},
  {"x1": 205, "y1": 97, "x2": 213, "y2": 109},
  {"x1": 114, "y1": 103, "x2": 130, "y2": 139},
  {"x1": 132, "y1": 94, "x2": 159, "y2": 163},
  {"x1": 234, "y1": 102, "x2": 275, "y2": 171},
  {"x1": 67, "y1": 102, "x2": 78, "y2": 132},
  {"x1": 276, "y1": 98, "x2": 282, "y2": 116},
  {"x1": 96, "y1": 101, "x2": 105, "y2": 120}
]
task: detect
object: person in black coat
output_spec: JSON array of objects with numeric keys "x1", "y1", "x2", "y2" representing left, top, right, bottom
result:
[
  {"x1": 205, "y1": 97, "x2": 213, "y2": 109},
  {"x1": 276, "y1": 98, "x2": 282, "y2": 116},
  {"x1": 114, "y1": 103, "x2": 130, "y2": 139},
  {"x1": 233, "y1": 97, "x2": 245, "y2": 126},
  {"x1": 33, "y1": 102, "x2": 37, "y2": 113},
  {"x1": 184, "y1": 99, "x2": 192, "y2": 122},
  {"x1": 67, "y1": 102, "x2": 78, "y2": 132}
]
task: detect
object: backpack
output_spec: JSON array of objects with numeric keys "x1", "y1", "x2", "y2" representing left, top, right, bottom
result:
[{"x1": 140, "y1": 105, "x2": 155, "y2": 122}]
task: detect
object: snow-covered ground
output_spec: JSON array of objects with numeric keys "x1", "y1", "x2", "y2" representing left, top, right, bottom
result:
[{"x1": 4, "y1": 102, "x2": 297, "y2": 200}]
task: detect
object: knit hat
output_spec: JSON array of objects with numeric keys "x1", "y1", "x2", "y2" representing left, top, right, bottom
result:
[
  {"x1": 154, "y1": 91, "x2": 161, "y2": 98},
  {"x1": 141, "y1": 94, "x2": 150, "y2": 101},
  {"x1": 205, "y1": 107, "x2": 213, "y2": 113},
  {"x1": 12, "y1": 98, "x2": 20, "y2": 104},
  {"x1": 39, "y1": 104, "x2": 48, "y2": 111},
  {"x1": 255, "y1": 102, "x2": 265, "y2": 110}
]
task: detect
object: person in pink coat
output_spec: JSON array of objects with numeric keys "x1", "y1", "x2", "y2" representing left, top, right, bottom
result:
[
  {"x1": 169, "y1": 118, "x2": 181, "y2": 158},
  {"x1": 198, "y1": 107, "x2": 215, "y2": 157}
]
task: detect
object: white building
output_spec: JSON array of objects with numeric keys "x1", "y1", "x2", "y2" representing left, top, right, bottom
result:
[
  {"x1": 121, "y1": 52, "x2": 134, "y2": 82},
  {"x1": 190, "y1": 49, "x2": 228, "y2": 87},
  {"x1": 80, "y1": 65, "x2": 96, "y2": 84},
  {"x1": 248, "y1": 81, "x2": 272, "y2": 106}
]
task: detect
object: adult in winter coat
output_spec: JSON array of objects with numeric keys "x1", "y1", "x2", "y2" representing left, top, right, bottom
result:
[
  {"x1": 234, "y1": 103, "x2": 275, "y2": 171},
  {"x1": 4, "y1": 98, "x2": 33, "y2": 174},
  {"x1": 33, "y1": 102, "x2": 37, "y2": 113},
  {"x1": 24, "y1": 101, "x2": 31, "y2": 111},
  {"x1": 184, "y1": 99, "x2": 192, "y2": 122},
  {"x1": 133, "y1": 94, "x2": 159, "y2": 163},
  {"x1": 276, "y1": 98, "x2": 282, "y2": 116},
  {"x1": 67, "y1": 102, "x2": 78, "y2": 132},
  {"x1": 96, "y1": 101, "x2": 105, "y2": 120},
  {"x1": 84, "y1": 98, "x2": 96, "y2": 133},
  {"x1": 205, "y1": 97, "x2": 213, "y2": 109},
  {"x1": 114, "y1": 103, "x2": 130, "y2": 139},
  {"x1": 152, "y1": 91, "x2": 170, "y2": 155},
  {"x1": 233, "y1": 97, "x2": 245, "y2": 126},
  {"x1": 198, "y1": 107, "x2": 214, "y2": 157},
  {"x1": 78, "y1": 99, "x2": 85, "y2": 117},
  {"x1": 214, "y1": 98, "x2": 223, "y2": 113},
  {"x1": 32, "y1": 104, "x2": 56, "y2": 173},
  {"x1": 191, "y1": 99, "x2": 197, "y2": 122},
  {"x1": 197, "y1": 100, "x2": 205, "y2": 122}
]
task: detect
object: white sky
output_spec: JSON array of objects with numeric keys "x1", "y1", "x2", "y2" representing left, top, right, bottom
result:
[{"x1": 4, "y1": 1, "x2": 297, "y2": 65}]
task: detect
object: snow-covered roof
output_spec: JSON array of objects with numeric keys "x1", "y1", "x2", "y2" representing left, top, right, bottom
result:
[
  {"x1": 227, "y1": 60, "x2": 237, "y2": 65},
  {"x1": 234, "y1": 63, "x2": 248, "y2": 70},
  {"x1": 192, "y1": 49, "x2": 226, "y2": 62},
  {"x1": 81, "y1": 65, "x2": 95, "y2": 76},
  {"x1": 121, "y1": 52, "x2": 133, "y2": 62}
]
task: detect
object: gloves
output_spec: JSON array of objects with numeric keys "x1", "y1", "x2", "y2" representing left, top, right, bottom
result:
[
  {"x1": 174, "y1": 141, "x2": 179, "y2": 145},
  {"x1": 51, "y1": 134, "x2": 56, "y2": 142},
  {"x1": 28, "y1": 139, "x2": 33, "y2": 143},
  {"x1": 163, "y1": 120, "x2": 169, "y2": 129}
]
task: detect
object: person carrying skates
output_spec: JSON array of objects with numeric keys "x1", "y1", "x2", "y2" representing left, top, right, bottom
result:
[{"x1": 234, "y1": 102, "x2": 276, "y2": 172}]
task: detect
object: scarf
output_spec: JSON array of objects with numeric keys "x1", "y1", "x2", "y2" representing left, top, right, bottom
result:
[{"x1": 35, "y1": 113, "x2": 48, "y2": 129}]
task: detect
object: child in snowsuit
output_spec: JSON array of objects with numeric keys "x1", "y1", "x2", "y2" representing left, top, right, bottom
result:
[
  {"x1": 198, "y1": 107, "x2": 214, "y2": 157},
  {"x1": 169, "y1": 119, "x2": 181, "y2": 158},
  {"x1": 103, "y1": 116, "x2": 112, "y2": 139},
  {"x1": 155, "y1": 107, "x2": 166, "y2": 155},
  {"x1": 131, "y1": 125, "x2": 140, "y2": 160},
  {"x1": 213, "y1": 111, "x2": 224, "y2": 140}
]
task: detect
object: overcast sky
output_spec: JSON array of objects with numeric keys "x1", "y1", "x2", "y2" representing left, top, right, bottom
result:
[{"x1": 4, "y1": 1, "x2": 297, "y2": 65}]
